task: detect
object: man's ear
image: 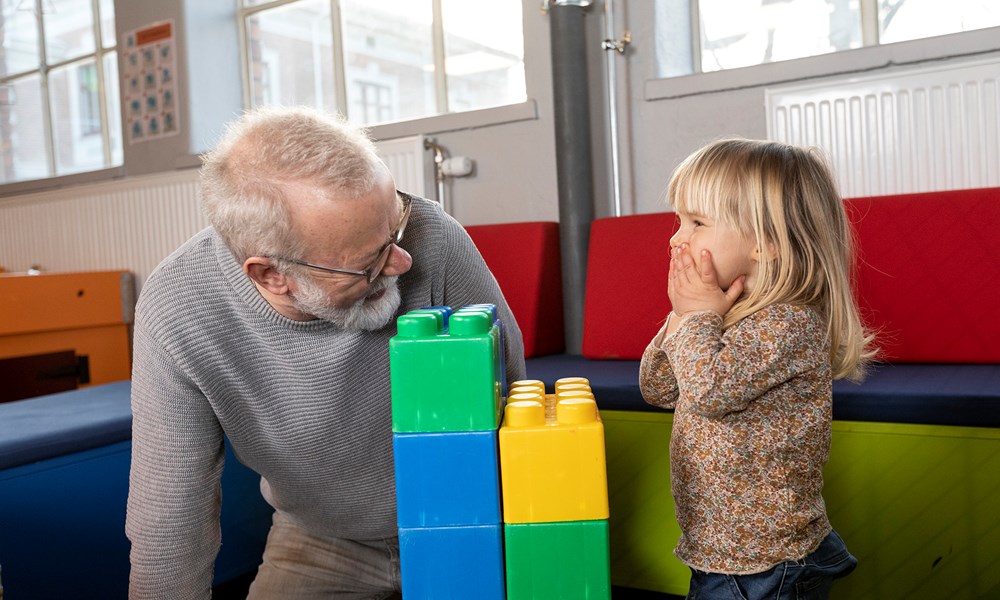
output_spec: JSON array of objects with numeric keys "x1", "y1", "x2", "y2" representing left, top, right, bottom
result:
[{"x1": 244, "y1": 256, "x2": 291, "y2": 296}]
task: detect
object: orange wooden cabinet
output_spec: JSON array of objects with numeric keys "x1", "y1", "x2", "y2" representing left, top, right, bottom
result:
[{"x1": 0, "y1": 271, "x2": 135, "y2": 395}]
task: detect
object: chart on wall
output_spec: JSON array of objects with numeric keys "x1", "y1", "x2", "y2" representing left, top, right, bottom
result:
[{"x1": 122, "y1": 20, "x2": 180, "y2": 144}]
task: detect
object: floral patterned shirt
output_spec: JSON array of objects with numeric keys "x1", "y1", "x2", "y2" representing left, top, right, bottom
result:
[{"x1": 639, "y1": 303, "x2": 833, "y2": 574}]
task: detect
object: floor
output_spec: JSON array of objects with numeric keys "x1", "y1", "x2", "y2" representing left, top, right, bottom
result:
[{"x1": 212, "y1": 571, "x2": 684, "y2": 599}]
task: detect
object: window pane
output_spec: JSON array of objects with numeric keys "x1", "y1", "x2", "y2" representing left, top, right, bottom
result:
[
  {"x1": 0, "y1": 74, "x2": 48, "y2": 183},
  {"x1": 45, "y1": 0, "x2": 96, "y2": 64},
  {"x1": 698, "y1": 0, "x2": 861, "y2": 72},
  {"x1": 104, "y1": 51, "x2": 122, "y2": 166},
  {"x1": 442, "y1": 0, "x2": 525, "y2": 113},
  {"x1": 880, "y1": 0, "x2": 1000, "y2": 44},
  {"x1": 50, "y1": 59, "x2": 106, "y2": 175},
  {"x1": 1, "y1": 0, "x2": 40, "y2": 76},
  {"x1": 341, "y1": 0, "x2": 435, "y2": 125},
  {"x1": 246, "y1": 0, "x2": 336, "y2": 112},
  {"x1": 99, "y1": 0, "x2": 116, "y2": 49}
]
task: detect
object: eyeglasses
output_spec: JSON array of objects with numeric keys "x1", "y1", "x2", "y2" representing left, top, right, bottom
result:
[{"x1": 276, "y1": 190, "x2": 412, "y2": 284}]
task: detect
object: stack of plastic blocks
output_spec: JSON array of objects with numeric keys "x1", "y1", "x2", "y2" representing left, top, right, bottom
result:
[
  {"x1": 499, "y1": 377, "x2": 612, "y2": 599},
  {"x1": 389, "y1": 304, "x2": 507, "y2": 599}
]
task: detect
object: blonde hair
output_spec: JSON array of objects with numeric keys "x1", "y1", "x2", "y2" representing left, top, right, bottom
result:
[
  {"x1": 668, "y1": 138, "x2": 876, "y2": 381},
  {"x1": 200, "y1": 105, "x2": 383, "y2": 263}
]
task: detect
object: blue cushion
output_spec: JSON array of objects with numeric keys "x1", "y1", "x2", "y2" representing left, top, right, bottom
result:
[
  {"x1": 0, "y1": 380, "x2": 132, "y2": 470},
  {"x1": 526, "y1": 354, "x2": 649, "y2": 412},
  {"x1": 527, "y1": 356, "x2": 1000, "y2": 427},
  {"x1": 832, "y1": 363, "x2": 1000, "y2": 427}
]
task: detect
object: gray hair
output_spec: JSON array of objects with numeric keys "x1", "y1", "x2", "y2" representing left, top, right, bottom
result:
[{"x1": 200, "y1": 105, "x2": 383, "y2": 263}]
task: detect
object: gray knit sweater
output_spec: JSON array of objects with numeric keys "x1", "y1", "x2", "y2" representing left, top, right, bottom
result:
[{"x1": 126, "y1": 197, "x2": 526, "y2": 598}]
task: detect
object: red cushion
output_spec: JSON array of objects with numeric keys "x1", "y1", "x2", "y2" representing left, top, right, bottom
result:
[
  {"x1": 582, "y1": 213, "x2": 678, "y2": 359},
  {"x1": 466, "y1": 222, "x2": 565, "y2": 358},
  {"x1": 846, "y1": 188, "x2": 1000, "y2": 363}
]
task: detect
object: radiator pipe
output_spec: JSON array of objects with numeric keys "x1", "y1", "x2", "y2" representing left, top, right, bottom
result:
[
  {"x1": 602, "y1": 0, "x2": 630, "y2": 217},
  {"x1": 423, "y1": 139, "x2": 448, "y2": 214},
  {"x1": 549, "y1": 0, "x2": 595, "y2": 355}
]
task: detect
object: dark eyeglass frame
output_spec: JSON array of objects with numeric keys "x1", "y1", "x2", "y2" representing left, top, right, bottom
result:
[{"x1": 275, "y1": 190, "x2": 412, "y2": 284}]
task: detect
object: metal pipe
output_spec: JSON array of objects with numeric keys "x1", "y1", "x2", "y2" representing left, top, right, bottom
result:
[
  {"x1": 550, "y1": 0, "x2": 595, "y2": 354},
  {"x1": 424, "y1": 139, "x2": 448, "y2": 214},
  {"x1": 602, "y1": 0, "x2": 630, "y2": 217}
]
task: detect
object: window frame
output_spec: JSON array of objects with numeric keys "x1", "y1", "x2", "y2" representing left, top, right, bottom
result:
[
  {"x1": 235, "y1": 0, "x2": 535, "y2": 137},
  {"x1": 647, "y1": 0, "x2": 1000, "y2": 102},
  {"x1": 0, "y1": 0, "x2": 120, "y2": 188}
]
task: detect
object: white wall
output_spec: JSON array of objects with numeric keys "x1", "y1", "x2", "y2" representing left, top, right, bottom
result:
[
  {"x1": 3, "y1": 1, "x2": 1000, "y2": 267},
  {"x1": 620, "y1": 4, "x2": 1000, "y2": 215}
]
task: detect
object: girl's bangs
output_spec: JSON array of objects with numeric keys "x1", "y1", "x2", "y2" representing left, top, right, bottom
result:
[
  {"x1": 671, "y1": 159, "x2": 722, "y2": 219},
  {"x1": 671, "y1": 155, "x2": 746, "y2": 230}
]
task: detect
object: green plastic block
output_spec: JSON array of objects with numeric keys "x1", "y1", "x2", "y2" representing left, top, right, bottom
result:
[
  {"x1": 504, "y1": 520, "x2": 611, "y2": 600},
  {"x1": 390, "y1": 307, "x2": 502, "y2": 433}
]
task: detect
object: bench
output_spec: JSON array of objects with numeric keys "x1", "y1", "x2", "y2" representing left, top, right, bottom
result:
[
  {"x1": 524, "y1": 187, "x2": 1000, "y2": 597},
  {"x1": 0, "y1": 382, "x2": 273, "y2": 598}
]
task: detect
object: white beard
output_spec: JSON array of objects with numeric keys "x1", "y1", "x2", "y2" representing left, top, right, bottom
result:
[{"x1": 292, "y1": 275, "x2": 402, "y2": 331}]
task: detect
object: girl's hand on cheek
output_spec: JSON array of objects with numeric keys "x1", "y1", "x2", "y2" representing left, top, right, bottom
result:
[{"x1": 668, "y1": 244, "x2": 745, "y2": 318}]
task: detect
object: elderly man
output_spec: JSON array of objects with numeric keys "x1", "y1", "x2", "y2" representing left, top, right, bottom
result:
[{"x1": 126, "y1": 106, "x2": 525, "y2": 599}]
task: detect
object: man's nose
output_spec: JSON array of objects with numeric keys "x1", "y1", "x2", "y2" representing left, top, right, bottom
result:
[{"x1": 381, "y1": 244, "x2": 413, "y2": 278}]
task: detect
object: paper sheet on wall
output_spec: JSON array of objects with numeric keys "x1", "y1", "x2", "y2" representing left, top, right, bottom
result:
[{"x1": 122, "y1": 20, "x2": 180, "y2": 144}]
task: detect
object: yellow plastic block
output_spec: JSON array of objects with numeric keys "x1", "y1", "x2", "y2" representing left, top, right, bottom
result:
[
  {"x1": 554, "y1": 376, "x2": 589, "y2": 392},
  {"x1": 499, "y1": 386, "x2": 609, "y2": 524},
  {"x1": 509, "y1": 379, "x2": 546, "y2": 396}
]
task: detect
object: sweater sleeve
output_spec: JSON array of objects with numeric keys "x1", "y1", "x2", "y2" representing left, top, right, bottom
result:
[
  {"x1": 639, "y1": 318, "x2": 679, "y2": 409},
  {"x1": 126, "y1": 310, "x2": 226, "y2": 600},
  {"x1": 665, "y1": 304, "x2": 825, "y2": 419}
]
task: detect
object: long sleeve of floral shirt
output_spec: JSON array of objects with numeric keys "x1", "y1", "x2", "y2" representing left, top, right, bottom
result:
[{"x1": 639, "y1": 303, "x2": 834, "y2": 574}]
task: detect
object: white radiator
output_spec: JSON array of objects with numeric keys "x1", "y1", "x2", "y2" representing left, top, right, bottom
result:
[
  {"x1": 0, "y1": 170, "x2": 206, "y2": 292},
  {"x1": 766, "y1": 56, "x2": 1000, "y2": 198},
  {"x1": 0, "y1": 138, "x2": 432, "y2": 292},
  {"x1": 375, "y1": 135, "x2": 428, "y2": 198}
]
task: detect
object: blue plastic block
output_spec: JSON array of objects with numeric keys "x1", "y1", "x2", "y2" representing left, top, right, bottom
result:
[
  {"x1": 398, "y1": 524, "x2": 506, "y2": 600},
  {"x1": 412, "y1": 305, "x2": 453, "y2": 328},
  {"x1": 393, "y1": 430, "x2": 501, "y2": 528}
]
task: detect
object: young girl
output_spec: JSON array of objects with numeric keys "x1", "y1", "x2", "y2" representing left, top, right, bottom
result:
[{"x1": 639, "y1": 138, "x2": 875, "y2": 599}]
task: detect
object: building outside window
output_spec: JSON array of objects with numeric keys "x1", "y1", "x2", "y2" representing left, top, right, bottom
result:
[
  {"x1": 239, "y1": 0, "x2": 526, "y2": 126},
  {"x1": 0, "y1": 0, "x2": 121, "y2": 185}
]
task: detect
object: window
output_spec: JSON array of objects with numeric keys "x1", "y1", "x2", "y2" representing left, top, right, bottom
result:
[
  {"x1": 683, "y1": 0, "x2": 1000, "y2": 75},
  {"x1": 879, "y1": 0, "x2": 1000, "y2": 44},
  {"x1": 352, "y1": 80, "x2": 393, "y2": 124},
  {"x1": 0, "y1": 0, "x2": 121, "y2": 185},
  {"x1": 238, "y1": 0, "x2": 526, "y2": 126}
]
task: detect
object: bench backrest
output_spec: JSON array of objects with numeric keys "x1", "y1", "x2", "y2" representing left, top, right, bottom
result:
[
  {"x1": 466, "y1": 221, "x2": 565, "y2": 358},
  {"x1": 847, "y1": 187, "x2": 1000, "y2": 362},
  {"x1": 580, "y1": 186, "x2": 1000, "y2": 363},
  {"x1": 582, "y1": 213, "x2": 677, "y2": 360}
]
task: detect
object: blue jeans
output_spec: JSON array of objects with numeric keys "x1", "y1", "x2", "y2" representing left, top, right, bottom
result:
[{"x1": 686, "y1": 530, "x2": 857, "y2": 600}]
